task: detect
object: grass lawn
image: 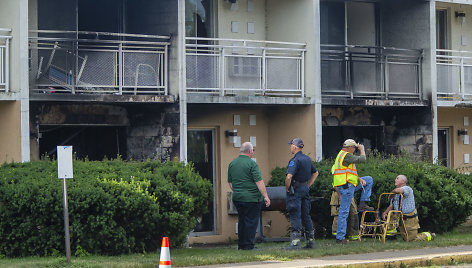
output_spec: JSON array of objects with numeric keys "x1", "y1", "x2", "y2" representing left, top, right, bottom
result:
[{"x1": 1, "y1": 232, "x2": 472, "y2": 268}]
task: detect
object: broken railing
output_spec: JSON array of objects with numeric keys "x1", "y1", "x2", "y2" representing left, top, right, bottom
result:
[
  {"x1": 321, "y1": 44, "x2": 423, "y2": 100},
  {"x1": 29, "y1": 30, "x2": 170, "y2": 95},
  {"x1": 186, "y1": 37, "x2": 306, "y2": 97},
  {"x1": 437, "y1": 49, "x2": 472, "y2": 101},
  {"x1": 0, "y1": 28, "x2": 11, "y2": 93}
]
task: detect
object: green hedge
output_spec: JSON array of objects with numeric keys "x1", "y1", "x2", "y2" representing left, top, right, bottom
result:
[
  {"x1": 268, "y1": 153, "x2": 472, "y2": 236},
  {"x1": 0, "y1": 159, "x2": 212, "y2": 257}
]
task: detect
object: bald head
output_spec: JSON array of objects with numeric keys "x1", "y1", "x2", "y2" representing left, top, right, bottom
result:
[
  {"x1": 240, "y1": 142, "x2": 254, "y2": 155},
  {"x1": 395, "y1": 174, "x2": 407, "y2": 187}
]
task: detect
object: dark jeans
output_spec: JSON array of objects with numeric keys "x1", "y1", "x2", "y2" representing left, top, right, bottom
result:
[
  {"x1": 286, "y1": 184, "x2": 314, "y2": 233},
  {"x1": 233, "y1": 201, "x2": 262, "y2": 250}
]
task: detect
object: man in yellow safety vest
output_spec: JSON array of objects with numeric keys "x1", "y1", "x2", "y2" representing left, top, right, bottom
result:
[{"x1": 331, "y1": 139, "x2": 374, "y2": 244}]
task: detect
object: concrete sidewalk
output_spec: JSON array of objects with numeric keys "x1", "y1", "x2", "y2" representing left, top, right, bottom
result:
[{"x1": 192, "y1": 245, "x2": 472, "y2": 268}]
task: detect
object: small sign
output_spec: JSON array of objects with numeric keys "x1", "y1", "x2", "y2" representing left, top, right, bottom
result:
[{"x1": 57, "y1": 146, "x2": 73, "y2": 179}]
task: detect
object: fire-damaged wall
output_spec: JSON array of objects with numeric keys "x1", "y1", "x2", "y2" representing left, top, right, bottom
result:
[
  {"x1": 322, "y1": 106, "x2": 432, "y2": 161},
  {"x1": 126, "y1": 104, "x2": 180, "y2": 161},
  {"x1": 30, "y1": 103, "x2": 179, "y2": 161}
]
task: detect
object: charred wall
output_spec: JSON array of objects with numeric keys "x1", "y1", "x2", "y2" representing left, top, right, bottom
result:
[
  {"x1": 31, "y1": 103, "x2": 180, "y2": 161},
  {"x1": 322, "y1": 106, "x2": 432, "y2": 161}
]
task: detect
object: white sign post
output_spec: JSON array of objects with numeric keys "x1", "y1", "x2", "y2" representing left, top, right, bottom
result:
[{"x1": 57, "y1": 146, "x2": 73, "y2": 263}]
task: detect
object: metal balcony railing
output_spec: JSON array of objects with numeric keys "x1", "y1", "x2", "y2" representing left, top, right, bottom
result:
[
  {"x1": 321, "y1": 44, "x2": 423, "y2": 100},
  {"x1": 0, "y1": 28, "x2": 12, "y2": 93},
  {"x1": 186, "y1": 37, "x2": 306, "y2": 97},
  {"x1": 29, "y1": 30, "x2": 170, "y2": 95},
  {"x1": 437, "y1": 49, "x2": 472, "y2": 101}
]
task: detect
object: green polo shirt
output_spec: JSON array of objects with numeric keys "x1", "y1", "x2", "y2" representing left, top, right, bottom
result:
[{"x1": 228, "y1": 155, "x2": 263, "y2": 202}]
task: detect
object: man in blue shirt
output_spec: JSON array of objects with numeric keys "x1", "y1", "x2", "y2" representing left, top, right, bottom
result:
[
  {"x1": 285, "y1": 138, "x2": 319, "y2": 249},
  {"x1": 382, "y1": 175, "x2": 435, "y2": 242}
]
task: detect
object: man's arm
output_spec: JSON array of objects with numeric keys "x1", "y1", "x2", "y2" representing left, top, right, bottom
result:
[
  {"x1": 382, "y1": 204, "x2": 393, "y2": 220},
  {"x1": 228, "y1": 182, "x2": 233, "y2": 191},
  {"x1": 343, "y1": 144, "x2": 366, "y2": 166},
  {"x1": 391, "y1": 187, "x2": 405, "y2": 194},
  {"x1": 307, "y1": 171, "x2": 319, "y2": 188},
  {"x1": 256, "y1": 180, "x2": 271, "y2": 207},
  {"x1": 285, "y1": 173, "x2": 293, "y2": 192}
]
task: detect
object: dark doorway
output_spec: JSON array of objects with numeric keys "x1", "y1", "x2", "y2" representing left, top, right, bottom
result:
[
  {"x1": 39, "y1": 126, "x2": 127, "y2": 160},
  {"x1": 322, "y1": 126, "x2": 385, "y2": 159},
  {"x1": 438, "y1": 128, "x2": 450, "y2": 167},
  {"x1": 187, "y1": 129, "x2": 216, "y2": 234}
]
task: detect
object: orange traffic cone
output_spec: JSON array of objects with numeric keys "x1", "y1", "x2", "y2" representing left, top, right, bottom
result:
[{"x1": 159, "y1": 237, "x2": 171, "y2": 268}]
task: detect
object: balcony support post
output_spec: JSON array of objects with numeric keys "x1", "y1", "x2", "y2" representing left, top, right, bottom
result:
[
  {"x1": 262, "y1": 49, "x2": 266, "y2": 96},
  {"x1": 5, "y1": 38, "x2": 9, "y2": 93},
  {"x1": 220, "y1": 47, "x2": 225, "y2": 96},
  {"x1": 301, "y1": 51, "x2": 305, "y2": 97},
  {"x1": 119, "y1": 43, "x2": 123, "y2": 95},
  {"x1": 385, "y1": 55, "x2": 390, "y2": 100},
  {"x1": 164, "y1": 45, "x2": 168, "y2": 95},
  {"x1": 460, "y1": 57, "x2": 465, "y2": 100}
]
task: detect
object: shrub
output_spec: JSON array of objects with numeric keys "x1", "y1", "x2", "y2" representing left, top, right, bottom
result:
[
  {"x1": 268, "y1": 152, "x2": 472, "y2": 236},
  {"x1": 0, "y1": 159, "x2": 212, "y2": 257}
]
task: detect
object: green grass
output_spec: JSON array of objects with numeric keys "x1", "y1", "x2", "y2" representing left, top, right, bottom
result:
[{"x1": 2, "y1": 232, "x2": 472, "y2": 268}]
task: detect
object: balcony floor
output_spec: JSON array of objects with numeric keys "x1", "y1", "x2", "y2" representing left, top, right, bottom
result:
[
  {"x1": 322, "y1": 97, "x2": 428, "y2": 107},
  {"x1": 30, "y1": 93, "x2": 176, "y2": 103},
  {"x1": 187, "y1": 94, "x2": 313, "y2": 105}
]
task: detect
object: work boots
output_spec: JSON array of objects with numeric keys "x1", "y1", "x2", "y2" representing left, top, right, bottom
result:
[
  {"x1": 302, "y1": 231, "x2": 315, "y2": 249},
  {"x1": 285, "y1": 231, "x2": 301, "y2": 250}
]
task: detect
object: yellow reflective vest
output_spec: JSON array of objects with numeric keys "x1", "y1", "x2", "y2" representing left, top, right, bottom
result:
[{"x1": 331, "y1": 150, "x2": 359, "y2": 187}]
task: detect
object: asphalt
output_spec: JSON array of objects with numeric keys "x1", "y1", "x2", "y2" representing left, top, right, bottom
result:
[{"x1": 191, "y1": 245, "x2": 472, "y2": 268}]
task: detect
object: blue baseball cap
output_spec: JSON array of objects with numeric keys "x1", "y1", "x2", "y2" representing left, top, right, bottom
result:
[{"x1": 288, "y1": 138, "x2": 304, "y2": 148}]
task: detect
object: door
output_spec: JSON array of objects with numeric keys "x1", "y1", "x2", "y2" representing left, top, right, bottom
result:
[
  {"x1": 188, "y1": 129, "x2": 216, "y2": 234},
  {"x1": 438, "y1": 128, "x2": 450, "y2": 167},
  {"x1": 436, "y1": 9, "x2": 448, "y2": 51}
]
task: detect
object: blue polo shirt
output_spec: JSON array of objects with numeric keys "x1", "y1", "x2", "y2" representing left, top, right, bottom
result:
[{"x1": 286, "y1": 151, "x2": 317, "y2": 183}]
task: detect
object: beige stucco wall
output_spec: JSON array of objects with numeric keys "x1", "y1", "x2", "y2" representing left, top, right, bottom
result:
[
  {"x1": 187, "y1": 104, "x2": 316, "y2": 244},
  {"x1": 0, "y1": 0, "x2": 26, "y2": 95},
  {"x1": 217, "y1": 0, "x2": 266, "y2": 40},
  {"x1": 266, "y1": 0, "x2": 316, "y2": 99},
  {"x1": 0, "y1": 102, "x2": 22, "y2": 163},
  {"x1": 437, "y1": 2, "x2": 472, "y2": 51},
  {"x1": 437, "y1": 107, "x2": 472, "y2": 170}
]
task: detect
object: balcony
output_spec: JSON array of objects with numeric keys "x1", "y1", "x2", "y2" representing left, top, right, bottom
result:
[
  {"x1": 29, "y1": 30, "x2": 170, "y2": 96},
  {"x1": 437, "y1": 49, "x2": 472, "y2": 101},
  {"x1": 321, "y1": 45, "x2": 423, "y2": 101},
  {"x1": 0, "y1": 28, "x2": 11, "y2": 93},
  {"x1": 186, "y1": 37, "x2": 306, "y2": 98}
]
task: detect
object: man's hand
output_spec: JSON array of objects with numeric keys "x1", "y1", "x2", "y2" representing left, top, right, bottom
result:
[
  {"x1": 264, "y1": 196, "x2": 271, "y2": 207},
  {"x1": 359, "y1": 178, "x2": 367, "y2": 186},
  {"x1": 382, "y1": 211, "x2": 388, "y2": 221}
]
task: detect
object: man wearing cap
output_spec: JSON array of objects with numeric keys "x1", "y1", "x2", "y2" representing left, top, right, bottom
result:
[
  {"x1": 285, "y1": 138, "x2": 319, "y2": 249},
  {"x1": 331, "y1": 139, "x2": 374, "y2": 244},
  {"x1": 228, "y1": 142, "x2": 271, "y2": 250}
]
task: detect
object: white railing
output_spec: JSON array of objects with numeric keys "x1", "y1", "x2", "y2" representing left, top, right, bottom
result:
[
  {"x1": 437, "y1": 49, "x2": 472, "y2": 101},
  {"x1": 321, "y1": 44, "x2": 423, "y2": 100},
  {"x1": 0, "y1": 28, "x2": 12, "y2": 93},
  {"x1": 29, "y1": 30, "x2": 170, "y2": 95},
  {"x1": 186, "y1": 37, "x2": 306, "y2": 97}
]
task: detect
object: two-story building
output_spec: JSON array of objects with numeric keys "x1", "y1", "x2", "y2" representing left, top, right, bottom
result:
[
  {"x1": 0, "y1": 0, "x2": 467, "y2": 244},
  {"x1": 435, "y1": 0, "x2": 472, "y2": 171}
]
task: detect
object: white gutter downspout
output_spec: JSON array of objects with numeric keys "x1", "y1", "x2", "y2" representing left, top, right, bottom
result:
[
  {"x1": 178, "y1": 0, "x2": 188, "y2": 164},
  {"x1": 314, "y1": 0, "x2": 323, "y2": 161},
  {"x1": 20, "y1": 0, "x2": 30, "y2": 162},
  {"x1": 430, "y1": 1, "x2": 438, "y2": 163}
]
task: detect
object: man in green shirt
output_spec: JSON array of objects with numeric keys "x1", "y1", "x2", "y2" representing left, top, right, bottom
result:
[{"x1": 228, "y1": 142, "x2": 270, "y2": 250}]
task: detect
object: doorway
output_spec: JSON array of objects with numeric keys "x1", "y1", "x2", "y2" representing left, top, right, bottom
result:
[
  {"x1": 438, "y1": 128, "x2": 450, "y2": 167},
  {"x1": 188, "y1": 129, "x2": 217, "y2": 234}
]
